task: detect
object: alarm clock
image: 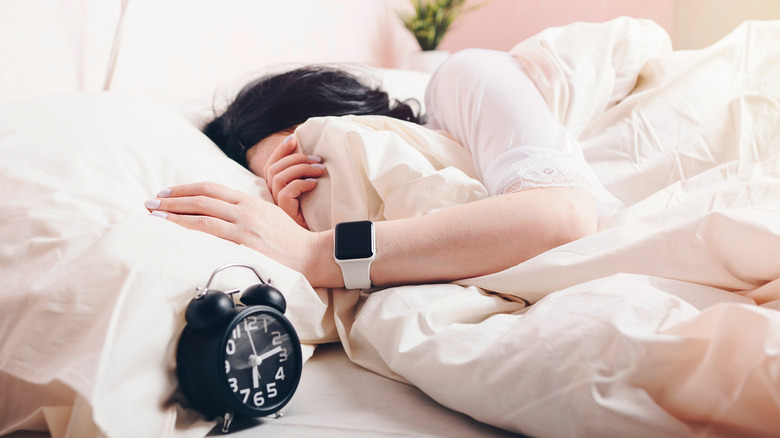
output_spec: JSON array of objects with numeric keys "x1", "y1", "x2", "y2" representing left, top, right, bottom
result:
[{"x1": 176, "y1": 263, "x2": 303, "y2": 433}]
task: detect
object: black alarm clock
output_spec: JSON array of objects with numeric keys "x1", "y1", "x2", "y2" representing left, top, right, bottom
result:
[{"x1": 176, "y1": 263, "x2": 303, "y2": 433}]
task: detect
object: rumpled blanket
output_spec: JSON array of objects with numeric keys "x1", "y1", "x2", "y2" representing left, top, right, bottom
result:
[{"x1": 295, "y1": 17, "x2": 780, "y2": 437}]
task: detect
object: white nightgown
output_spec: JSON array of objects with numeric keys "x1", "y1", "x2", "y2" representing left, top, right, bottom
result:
[{"x1": 424, "y1": 49, "x2": 622, "y2": 218}]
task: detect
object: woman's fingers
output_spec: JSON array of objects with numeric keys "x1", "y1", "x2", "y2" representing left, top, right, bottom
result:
[
  {"x1": 268, "y1": 161, "x2": 325, "y2": 201},
  {"x1": 263, "y1": 134, "x2": 298, "y2": 180},
  {"x1": 276, "y1": 178, "x2": 318, "y2": 228},
  {"x1": 150, "y1": 210, "x2": 240, "y2": 243},
  {"x1": 266, "y1": 154, "x2": 323, "y2": 182},
  {"x1": 262, "y1": 135, "x2": 324, "y2": 200},
  {"x1": 145, "y1": 195, "x2": 238, "y2": 222},
  {"x1": 144, "y1": 182, "x2": 250, "y2": 228},
  {"x1": 160, "y1": 181, "x2": 246, "y2": 204}
]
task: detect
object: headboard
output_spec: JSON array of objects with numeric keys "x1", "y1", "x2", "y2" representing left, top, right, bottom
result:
[{"x1": 0, "y1": 0, "x2": 419, "y2": 106}]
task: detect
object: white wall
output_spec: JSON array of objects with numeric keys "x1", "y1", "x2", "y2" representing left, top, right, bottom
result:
[{"x1": 3, "y1": 0, "x2": 779, "y2": 105}]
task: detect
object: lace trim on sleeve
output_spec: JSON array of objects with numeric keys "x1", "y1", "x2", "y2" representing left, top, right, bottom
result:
[{"x1": 495, "y1": 153, "x2": 591, "y2": 194}]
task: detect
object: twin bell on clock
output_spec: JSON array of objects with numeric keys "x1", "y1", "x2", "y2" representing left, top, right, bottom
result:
[{"x1": 176, "y1": 263, "x2": 303, "y2": 433}]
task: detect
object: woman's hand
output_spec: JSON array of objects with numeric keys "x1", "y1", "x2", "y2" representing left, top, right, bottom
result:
[
  {"x1": 144, "y1": 182, "x2": 320, "y2": 277},
  {"x1": 263, "y1": 134, "x2": 325, "y2": 229}
]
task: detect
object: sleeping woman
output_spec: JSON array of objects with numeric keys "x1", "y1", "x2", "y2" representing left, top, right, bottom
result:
[{"x1": 144, "y1": 49, "x2": 621, "y2": 288}]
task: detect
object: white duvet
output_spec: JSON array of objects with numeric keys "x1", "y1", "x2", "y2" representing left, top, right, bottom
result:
[{"x1": 2, "y1": 17, "x2": 780, "y2": 438}]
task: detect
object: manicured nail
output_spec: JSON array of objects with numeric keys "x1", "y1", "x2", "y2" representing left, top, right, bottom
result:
[
  {"x1": 305, "y1": 178, "x2": 318, "y2": 183},
  {"x1": 307, "y1": 155, "x2": 322, "y2": 163},
  {"x1": 283, "y1": 134, "x2": 295, "y2": 144},
  {"x1": 311, "y1": 163, "x2": 326, "y2": 170},
  {"x1": 150, "y1": 210, "x2": 168, "y2": 219},
  {"x1": 145, "y1": 199, "x2": 162, "y2": 210},
  {"x1": 157, "y1": 188, "x2": 171, "y2": 198}
]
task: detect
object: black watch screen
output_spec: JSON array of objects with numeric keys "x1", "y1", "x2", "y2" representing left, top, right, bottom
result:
[{"x1": 334, "y1": 221, "x2": 375, "y2": 260}]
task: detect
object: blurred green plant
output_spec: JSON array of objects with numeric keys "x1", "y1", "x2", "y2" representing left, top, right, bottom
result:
[{"x1": 399, "y1": 0, "x2": 481, "y2": 51}]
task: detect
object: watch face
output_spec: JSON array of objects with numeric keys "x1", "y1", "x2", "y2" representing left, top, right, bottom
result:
[
  {"x1": 335, "y1": 220, "x2": 375, "y2": 260},
  {"x1": 221, "y1": 308, "x2": 301, "y2": 415}
]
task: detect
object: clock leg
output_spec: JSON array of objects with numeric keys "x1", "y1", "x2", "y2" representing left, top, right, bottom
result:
[{"x1": 221, "y1": 412, "x2": 234, "y2": 433}]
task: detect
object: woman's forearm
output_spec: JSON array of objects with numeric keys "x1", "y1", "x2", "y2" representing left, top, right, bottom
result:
[
  {"x1": 308, "y1": 187, "x2": 597, "y2": 288},
  {"x1": 145, "y1": 183, "x2": 596, "y2": 290}
]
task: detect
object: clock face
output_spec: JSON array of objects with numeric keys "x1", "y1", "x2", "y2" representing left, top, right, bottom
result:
[{"x1": 221, "y1": 308, "x2": 301, "y2": 415}]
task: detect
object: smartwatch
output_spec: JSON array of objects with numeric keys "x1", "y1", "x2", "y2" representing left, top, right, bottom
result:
[{"x1": 334, "y1": 220, "x2": 376, "y2": 289}]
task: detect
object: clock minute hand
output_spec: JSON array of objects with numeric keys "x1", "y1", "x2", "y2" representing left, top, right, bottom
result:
[
  {"x1": 251, "y1": 346, "x2": 283, "y2": 367},
  {"x1": 249, "y1": 346, "x2": 282, "y2": 388}
]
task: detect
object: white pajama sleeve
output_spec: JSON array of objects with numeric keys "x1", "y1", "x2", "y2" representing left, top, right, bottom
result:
[{"x1": 424, "y1": 49, "x2": 622, "y2": 218}]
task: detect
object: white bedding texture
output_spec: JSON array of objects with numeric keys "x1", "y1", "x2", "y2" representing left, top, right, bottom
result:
[{"x1": 2, "y1": 9, "x2": 780, "y2": 438}]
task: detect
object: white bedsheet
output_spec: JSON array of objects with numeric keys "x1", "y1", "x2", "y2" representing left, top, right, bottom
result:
[{"x1": 2, "y1": 16, "x2": 780, "y2": 438}]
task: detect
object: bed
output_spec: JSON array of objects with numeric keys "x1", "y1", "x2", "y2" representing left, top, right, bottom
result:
[{"x1": 2, "y1": 2, "x2": 780, "y2": 438}]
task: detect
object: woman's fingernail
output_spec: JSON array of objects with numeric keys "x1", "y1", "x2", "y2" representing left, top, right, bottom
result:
[
  {"x1": 283, "y1": 134, "x2": 295, "y2": 144},
  {"x1": 157, "y1": 188, "x2": 171, "y2": 198},
  {"x1": 305, "y1": 178, "x2": 318, "y2": 183},
  {"x1": 150, "y1": 210, "x2": 168, "y2": 219},
  {"x1": 311, "y1": 163, "x2": 326, "y2": 170},
  {"x1": 307, "y1": 155, "x2": 322, "y2": 163},
  {"x1": 145, "y1": 199, "x2": 162, "y2": 210}
]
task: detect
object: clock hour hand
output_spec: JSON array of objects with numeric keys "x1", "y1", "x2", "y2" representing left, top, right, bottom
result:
[{"x1": 252, "y1": 362, "x2": 261, "y2": 388}]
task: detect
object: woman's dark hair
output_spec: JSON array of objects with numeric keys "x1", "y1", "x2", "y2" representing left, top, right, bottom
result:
[{"x1": 203, "y1": 65, "x2": 426, "y2": 169}]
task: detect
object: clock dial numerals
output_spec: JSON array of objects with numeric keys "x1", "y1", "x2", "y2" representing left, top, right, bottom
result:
[
  {"x1": 223, "y1": 312, "x2": 297, "y2": 410},
  {"x1": 226, "y1": 339, "x2": 236, "y2": 355},
  {"x1": 266, "y1": 382, "x2": 277, "y2": 398},
  {"x1": 254, "y1": 391, "x2": 265, "y2": 406},
  {"x1": 244, "y1": 315, "x2": 258, "y2": 332}
]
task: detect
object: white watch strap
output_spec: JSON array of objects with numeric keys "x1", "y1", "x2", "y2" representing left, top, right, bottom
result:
[{"x1": 338, "y1": 259, "x2": 373, "y2": 289}]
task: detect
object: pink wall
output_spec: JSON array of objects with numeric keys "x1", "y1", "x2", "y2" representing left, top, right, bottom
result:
[
  {"x1": 431, "y1": 0, "x2": 780, "y2": 53},
  {"x1": 436, "y1": 0, "x2": 675, "y2": 52}
]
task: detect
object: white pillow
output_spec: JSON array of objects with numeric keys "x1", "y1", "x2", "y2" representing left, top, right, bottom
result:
[{"x1": 0, "y1": 92, "x2": 328, "y2": 437}]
